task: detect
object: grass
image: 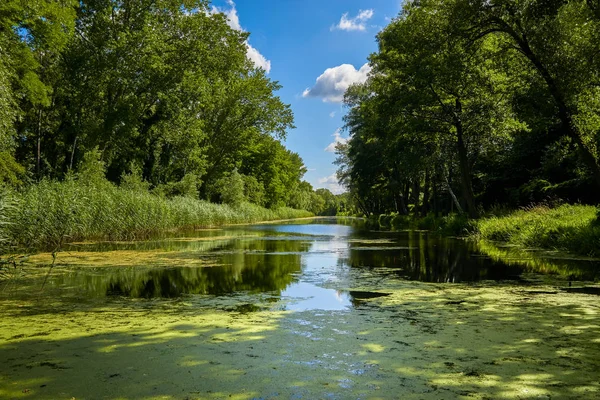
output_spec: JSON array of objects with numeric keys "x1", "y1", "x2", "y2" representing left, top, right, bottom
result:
[
  {"x1": 474, "y1": 204, "x2": 600, "y2": 257},
  {"x1": 0, "y1": 178, "x2": 312, "y2": 252},
  {"x1": 369, "y1": 204, "x2": 599, "y2": 257}
]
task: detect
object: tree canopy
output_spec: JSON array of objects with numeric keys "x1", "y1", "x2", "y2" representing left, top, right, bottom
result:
[
  {"x1": 0, "y1": 0, "x2": 328, "y2": 212},
  {"x1": 337, "y1": 0, "x2": 600, "y2": 217}
]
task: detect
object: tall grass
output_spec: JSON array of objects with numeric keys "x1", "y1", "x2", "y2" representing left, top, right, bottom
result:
[
  {"x1": 474, "y1": 204, "x2": 600, "y2": 257},
  {"x1": 0, "y1": 178, "x2": 312, "y2": 252},
  {"x1": 368, "y1": 204, "x2": 599, "y2": 257}
]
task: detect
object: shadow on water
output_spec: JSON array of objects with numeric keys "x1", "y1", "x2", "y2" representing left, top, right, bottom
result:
[
  {"x1": 1, "y1": 285, "x2": 598, "y2": 399},
  {"x1": 343, "y1": 230, "x2": 600, "y2": 284}
]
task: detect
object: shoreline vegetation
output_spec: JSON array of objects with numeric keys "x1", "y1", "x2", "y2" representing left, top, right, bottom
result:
[
  {"x1": 0, "y1": 178, "x2": 312, "y2": 253},
  {"x1": 371, "y1": 204, "x2": 600, "y2": 258},
  {"x1": 333, "y1": 0, "x2": 600, "y2": 265}
]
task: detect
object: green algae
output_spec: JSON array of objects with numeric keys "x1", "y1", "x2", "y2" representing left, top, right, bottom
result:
[
  {"x1": 2, "y1": 279, "x2": 599, "y2": 399},
  {"x1": 1, "y1": 223, "x2": 599, "y2": 399}
]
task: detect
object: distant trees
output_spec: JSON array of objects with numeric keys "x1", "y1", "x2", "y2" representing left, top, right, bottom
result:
[{"x1": 337, "y1": 0, "x2": 600, "y2": 216}]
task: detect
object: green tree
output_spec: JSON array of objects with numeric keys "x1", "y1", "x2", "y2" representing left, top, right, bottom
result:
[
  {"x1": 217, "y1": 169, "x2": 245, "y2": 207},
  {"x1": 370, "y1": 0, "x2": 523, "y2": 217},
  {"x1": 0, "y1": 0, "x2": 77, "y2": 177},
  {"x1": 242, "y1": 175, "x2": 266, "y2": 206},
  {"x1": 453, "y1": 0, "x2": 600, "y2": 189}
]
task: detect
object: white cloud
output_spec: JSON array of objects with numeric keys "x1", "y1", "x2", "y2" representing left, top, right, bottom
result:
[
  {"x1": 329, "y1": 111, "x2": 336, "y2": 118},
  {"x1": 246, "y1": 44, "x2": 271, "y2": 73},
  {"x1": 331, "y1": 9, "x2": 374, "y2": 32},
  {"x1": 303, "y1": 63, "x2": 371, "y2": 103},
  {"x1": 325, "y1": 129, "x2": 348, "y2": 152},
  {"x1": 211, "y1": 1, "x2": 271, "y2": 73},
  {"x1": 318, "y1": 174, "x2": 345, "y2": 194}
]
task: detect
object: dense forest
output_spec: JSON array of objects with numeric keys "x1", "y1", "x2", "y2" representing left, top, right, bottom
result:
[
  {"x1": 1, "y1": 0, "x2": 599, "y2": 247},
  {"x1": 337, "y1": 0, "x2": 600, "y2": 218},
  {"x1": 0, "y1": 0, "x2": 340, "y2": 215}
]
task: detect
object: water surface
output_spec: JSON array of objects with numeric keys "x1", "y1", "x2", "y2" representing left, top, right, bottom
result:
[
  {"x1": 4, "y1": 218, "x2": 598, "y2": 308},
  {"x1": 1, "y1": 218, "x2": 599, "y2": 399}
]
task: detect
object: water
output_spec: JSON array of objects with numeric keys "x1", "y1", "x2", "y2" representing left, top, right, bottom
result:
[
  {"x1": 3, "y1": 218, "x2": 599, "y2": 309},
  {"x1": 2, "y1": 218, "x2": 600, "y2": 399}
]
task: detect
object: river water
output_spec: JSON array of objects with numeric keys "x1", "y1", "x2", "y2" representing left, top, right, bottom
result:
[{"x1": 1, "y1": 218, "x2": 599, "y2": 399}]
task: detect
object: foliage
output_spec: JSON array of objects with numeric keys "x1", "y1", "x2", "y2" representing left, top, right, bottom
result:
[
  {"x1": 336, "y1": 0, "x2": 600, "y2": 221},
  {"x1": 242, "y1": 174, "x2": 266, "y2": 207},
  {"x1": 77, "y1": 148, "x2": 107, "y2": 186},
  {"x1": 0, "y1": 0, "x2": 317, "y2": 215},
  {"x1": 216, "y1": 169, "x2": 245, "y2": 207},
  {"x1": 120, "y1": 164, "x2": 150, "y2": 193},
  {"x1": 0, "y1": 152, "x2": 26, "y2": 187}
]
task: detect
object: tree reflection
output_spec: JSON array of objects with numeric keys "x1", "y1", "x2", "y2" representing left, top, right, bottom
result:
[
  {"x1": 46, "y1": 237, "x2": 309, "y2": 298},
  {"x1": 341, "y1": 231, "x2": 599, "y2": 283}
]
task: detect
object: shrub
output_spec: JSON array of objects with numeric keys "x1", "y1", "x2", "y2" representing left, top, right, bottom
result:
[{"x1": 217, "y1": 169, "x2": 245, "y2": 207}]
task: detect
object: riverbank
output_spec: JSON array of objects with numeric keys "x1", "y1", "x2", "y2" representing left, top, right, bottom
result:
[
  {"x1": 372, "y1": 204, "x2": 600, "y2": 257},
  {"x1": 0, "y1": 179, "x2": 312, "y2": 252},
  {"x1": 475, "y1": 205, "x2": 599, "y2": 257}
]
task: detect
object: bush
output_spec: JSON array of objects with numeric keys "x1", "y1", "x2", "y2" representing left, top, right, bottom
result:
[
  {"x1": 242, "y1": 175, "x2": 265, "y2": 206},
  {"x1": 216, "y1": 169, "x2": 245, "y2": 206},
  {"x1": 440, "y1": 213, "x2": 473, "y2": 236},
  {"x1": 378, "y1": 214, "x2": 392, "y2": 227},
  {"x1": 416, "y1": 213, "x2": 440, "y2": 230},
  {"x1": 390, "y1": 214, "x2": 410, "y2": 229}
]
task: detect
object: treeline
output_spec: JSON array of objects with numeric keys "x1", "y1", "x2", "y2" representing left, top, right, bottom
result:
[
  {"x1": 0, "y1": 0, "x2": 333, "y2": 214},
  {"x1": 337, "y1": 0, "x2": 600, "y2": 218}
]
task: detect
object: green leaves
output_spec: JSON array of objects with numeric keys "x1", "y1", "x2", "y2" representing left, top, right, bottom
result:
[
  {"x1": 339, "y1": 0, "x2": 600, "y2": 217},
  {"x1": 0, "y1": 0, "x2": 301, "y2": 208}
]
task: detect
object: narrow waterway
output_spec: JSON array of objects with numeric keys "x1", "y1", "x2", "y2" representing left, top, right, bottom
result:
[{"x1": 1, "y1": 218, "x2": 599, "y2": 399}]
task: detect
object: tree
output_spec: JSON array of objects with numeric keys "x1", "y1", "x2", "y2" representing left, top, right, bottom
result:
[
  {"x1": 452, "y1": 0, "x2": 600, "y2": 189},
  {"x1": 0, "y1": 0, "x2": 77, "y2": 177},
  {"x1": 370, "y1": 0, "x2": 523, "y2": 217},
  {"x1": 5, "y1": 0, "x2": 300, "y2": 204},
  {"x1": 242, "y1": 175, "x2": 266, "y2": 206},
  {"x1": 217, "y1": 169, "x2": 245, "y2": 207}
]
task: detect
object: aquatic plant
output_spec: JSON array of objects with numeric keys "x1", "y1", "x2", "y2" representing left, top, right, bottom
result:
[{"x1": 1, "y1": 179, "x2": 312, "y2": 252}]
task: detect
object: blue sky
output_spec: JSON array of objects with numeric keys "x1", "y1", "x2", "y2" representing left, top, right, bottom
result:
[{"x1": 210, "y1": 0, "x2": 402, "y2": 194}]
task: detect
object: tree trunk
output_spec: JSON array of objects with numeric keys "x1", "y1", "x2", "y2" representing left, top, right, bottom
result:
[
  {"x1": 36, "y1": 108, "x2": 43, "y2": 178},
  {"x1": 503, "y1": 25, "x2": 600, "y2": 190},
  {"x1": 411, "y1": 175, "x2": 421, "y2": 213},
  {"x1": 403, "y1": 181, "x2": 411, "y2": 211},
  {"x1": 446, "y1": 180, "x2": 463, "y2": 215},
  {"x1": 69, "y1": 136, "x2": 78, "y2": 170},
  {"x1": 432, "y1": 168, "x2": 439, "y2": 216},
  {"x1": 422, "y1": 168, "x2": 430, "y2": 216},
  {"x1": 444, "y1": 165, "x2": 464, "y2": 214},
  {"x1": 397, "y1": 192, "x2": 408, "y2": 215},
  {"x1": 454, "y1": 99, "x2": 478, "y2": 218}
]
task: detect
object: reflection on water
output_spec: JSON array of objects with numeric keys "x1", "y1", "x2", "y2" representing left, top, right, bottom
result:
[
  {"x1": 2, "y1": 218, "x2": 599, "y2": 308},
  {"x1": 281, "y1": 282, "x2": 351, "y2": 311}
]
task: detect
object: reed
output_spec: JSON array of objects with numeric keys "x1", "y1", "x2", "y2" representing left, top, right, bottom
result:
[{"x1": 0, "y1": 178, "x2": 312, "y2": 252}]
